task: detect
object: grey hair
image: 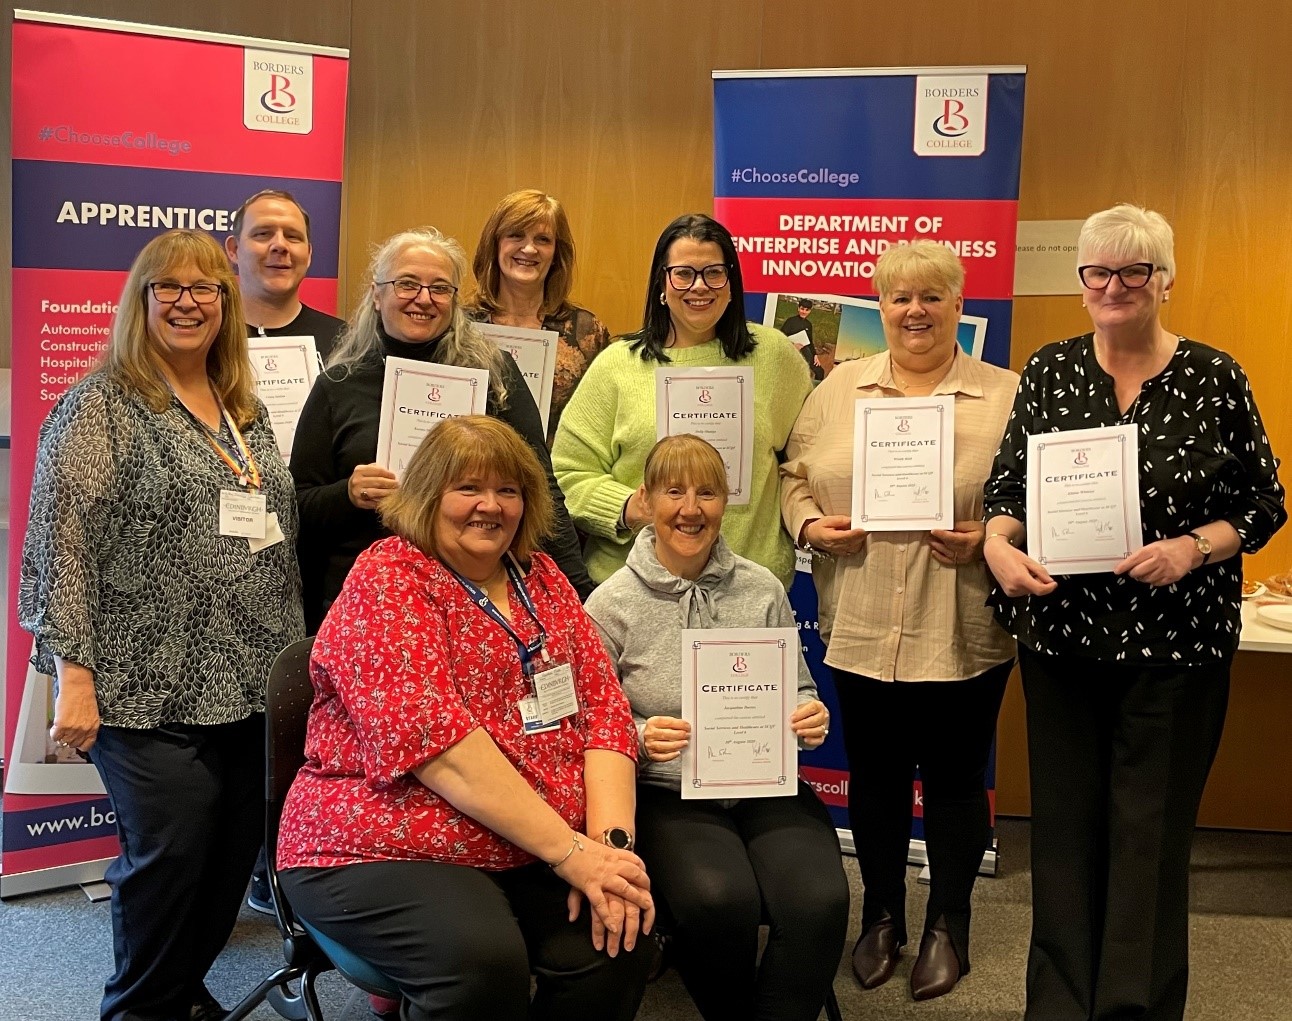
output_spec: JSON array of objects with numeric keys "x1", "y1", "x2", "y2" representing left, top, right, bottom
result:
[
  {"x1": 326, "y1": 226, "x2": 508, "y2": 403},
  {"x1": 1077, "y1": 204, "x2": 1176, "y2": 280}
]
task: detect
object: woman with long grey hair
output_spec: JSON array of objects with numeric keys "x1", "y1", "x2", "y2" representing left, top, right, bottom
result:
[{"x1": 291, "y1": 227, "x2": 593, "y2": 630}]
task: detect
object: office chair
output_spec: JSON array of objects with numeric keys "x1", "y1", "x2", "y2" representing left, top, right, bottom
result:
[{"x1": 226, "y1": 637, "x2": 401, "y2": 1021}]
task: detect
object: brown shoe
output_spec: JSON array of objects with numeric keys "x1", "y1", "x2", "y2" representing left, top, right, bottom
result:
[
  {"x1": 851, "y1": 917, "x2": 903, "y2": 989},
  {"x1": 910, "y1": 922, "x2": 962, "y2": 1001}
]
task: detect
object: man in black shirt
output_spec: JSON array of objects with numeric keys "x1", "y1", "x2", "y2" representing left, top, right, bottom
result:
[
  {"x1": 780, "y1": 298, "x2": 815, "y2": 347},
  {"x1": 226, "y1": 189, "x2": 346, "y2": 361}
]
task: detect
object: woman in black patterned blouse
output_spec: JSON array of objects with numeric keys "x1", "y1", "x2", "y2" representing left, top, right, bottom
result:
[
  {"x1": 20, "y1": 229, "x2": 305, "y2": 1021},
  {"x1": 982, "y1": 204, "x2": 1285, "y2": 1021}
]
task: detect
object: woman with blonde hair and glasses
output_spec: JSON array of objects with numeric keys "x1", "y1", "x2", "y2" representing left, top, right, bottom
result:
[
  {"x1": 983, "y1": 204, "x2": 1285, "y2": 1020},
  {"x1": 21, "y1": 228, "x2": 304, "y2": 1021},
  {"x1": 781, "y1": 240, "x2": 1019, "y2": 1002},
  {"x1": 290, "y1": 226, "x2": 593, "y2": 631},
  {"x1": 467, "y1": 189, "x2": 611, "y2": 447}
]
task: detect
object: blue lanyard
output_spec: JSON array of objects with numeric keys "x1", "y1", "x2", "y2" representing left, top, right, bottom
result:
[{"x1": 448, "y1": 556, "x2": 548, "y2": 675}]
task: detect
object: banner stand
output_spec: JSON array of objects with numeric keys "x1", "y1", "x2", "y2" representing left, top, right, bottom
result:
[
  {"x1": 4, "y1": 11, "x2": 348, "y2": 896},
  {"x1": 714, "y1": 65, "x2": 1026, "y2": 875}
]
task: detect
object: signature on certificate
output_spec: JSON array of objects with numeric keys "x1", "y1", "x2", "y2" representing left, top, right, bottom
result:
[
  {"x1": 705, "y1": 746, "x2": 731, "y2": 760},
  {"x1": 1094, "y1": 518, "x2": 1116, "y2": 534},
  {"x1": 1049, "y1": 525, "x2": 1075, "y2": 538}
]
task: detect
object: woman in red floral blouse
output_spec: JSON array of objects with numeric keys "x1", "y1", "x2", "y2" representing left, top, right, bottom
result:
[{"x1": 277, "y1": 415, "x2": 654, "y2": 1021}]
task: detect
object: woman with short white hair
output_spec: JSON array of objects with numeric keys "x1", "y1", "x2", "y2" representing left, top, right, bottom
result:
[{"x1": 983, "y1": 203, "x2": 1286, "y2": 1020}]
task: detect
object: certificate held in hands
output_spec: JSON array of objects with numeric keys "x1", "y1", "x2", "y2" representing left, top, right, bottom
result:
[
  {"x1": 655, "y1": 367, "x2": 755, "y2": 505},
  {"x1": 1026, "y1": 423, "x2": 1143, "y2": 574},
  {"x1": 375, "y1": 356, "x2": 489, "y2": 479},
  {"x1": 680, "y1": 627, "x2": 798, "y2": 800},
  {"x1": 247, "y1": 335, "x2": 320, "y2": 464},
  {"x1": 851, "y1": 396, "x2": 955, "y2": 531}
]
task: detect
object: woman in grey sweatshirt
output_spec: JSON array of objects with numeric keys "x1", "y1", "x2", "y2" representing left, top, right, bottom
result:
[{"x1": 585, "y1": 435, "x2": 849, "y2": 1021}]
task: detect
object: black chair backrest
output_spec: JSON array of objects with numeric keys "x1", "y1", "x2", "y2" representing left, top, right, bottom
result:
[{"x1": 263, "y1": 636, "x2": 316, "y2": 932}]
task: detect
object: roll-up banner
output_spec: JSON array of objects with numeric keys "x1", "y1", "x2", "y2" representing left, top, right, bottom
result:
[
  {"x1": 3, "y1": 11, "x2": 348, "y2": 896},
  {"x1": 713, "y1": 66, "x2": 1026, "y2": 868}
]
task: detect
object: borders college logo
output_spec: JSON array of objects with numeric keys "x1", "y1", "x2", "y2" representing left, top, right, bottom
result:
[
  {"x1": 244, "y1": 49, "x2": 313, "y2": 135},
  {"x1": 913, "y1": 74, "x2": 988, "y2": 157}
]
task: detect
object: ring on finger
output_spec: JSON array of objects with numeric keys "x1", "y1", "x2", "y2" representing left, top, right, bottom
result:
[{"x1": 361, "y1": 488, "x2": 369, "y2": 500}]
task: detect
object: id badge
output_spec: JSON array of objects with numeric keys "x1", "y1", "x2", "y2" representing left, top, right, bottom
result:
[
  {"x1": 518, "y1": 696, "x2": 560, "y2": 735},
  {"x1": 249, "y1": 511, "x2": 285, "y2": 553},
  {"x1": 533, "y1": 660, "x2": 578, "y2": 725},
  {"x1": 220, "y1": 490, "x2": 267, "y2": 539}
]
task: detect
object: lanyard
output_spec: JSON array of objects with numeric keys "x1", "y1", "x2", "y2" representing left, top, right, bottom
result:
[
  {"x1": 172, "y1": 385, "x2": 262, "y2": 491},
  {"x1": 449, "y1": 555, "x2": 549, "y2": 675}
]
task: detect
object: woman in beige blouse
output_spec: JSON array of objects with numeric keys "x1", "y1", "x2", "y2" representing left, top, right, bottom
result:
[{"x1": 780, "y1": 241, "x2": 1018, "y2": 1003}]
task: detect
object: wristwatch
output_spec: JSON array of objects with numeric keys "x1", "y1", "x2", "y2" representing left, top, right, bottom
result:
[
  {"x1": 601, "y1": 827, "x2": 635, "y2": 851},
  {"x1": 1187, "y1": 531, "x2": 1212, "y2": 566}
]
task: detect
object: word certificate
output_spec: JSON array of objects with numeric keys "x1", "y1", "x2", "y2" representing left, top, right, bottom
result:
[
  {"x1": 1027, "y1": 423, "x2": 1142, "y2": 574},
  {"x1": 680, "y1": 627, "x2": 797, "y2": 800},
  {"x1": 247, "y1": 335, "x2": 320, "y2": 463},
  {"x1": 475, "y1": 322, "x2": 558, "y2": 433},
  {"x1": 376, "y1": 357, "x2": 489, "y2": 478},
  {"x1": 655, "y1": 367, "x2": 755, "y2": 505},
  {"x1": 851, "y1": 396, "x2": 954, "y2": 530}
]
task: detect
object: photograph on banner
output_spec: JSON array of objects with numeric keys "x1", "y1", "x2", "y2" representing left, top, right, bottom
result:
[
  {"x1": 763, "y1": 291, "x2": 986, "y2": 363},
  {"x1": 3, "y1": 656, "x2": 105, "y2": 796}
]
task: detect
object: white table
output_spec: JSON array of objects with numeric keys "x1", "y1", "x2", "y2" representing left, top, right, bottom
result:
[{"x1": 1238, "y1": 599, "x2": 1292, "y2": 654}]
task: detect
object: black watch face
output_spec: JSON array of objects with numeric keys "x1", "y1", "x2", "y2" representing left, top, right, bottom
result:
[{"x1": 606, "y1": 828, "x2": 632, "y2": 849}]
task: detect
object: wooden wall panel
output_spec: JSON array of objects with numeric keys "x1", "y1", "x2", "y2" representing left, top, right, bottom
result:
[{"x1": 339, "y1": 0, "x2": 765, "y2": 336}]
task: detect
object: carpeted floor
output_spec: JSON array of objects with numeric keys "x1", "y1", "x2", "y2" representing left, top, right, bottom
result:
[{"x1": 1, "y1": 819, "x2": 1289, "y2": 1020}]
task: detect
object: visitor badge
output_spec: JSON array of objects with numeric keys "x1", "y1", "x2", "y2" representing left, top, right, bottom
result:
[{"x1": 220, "y1": 490, "x2": 267, "y2": 538}]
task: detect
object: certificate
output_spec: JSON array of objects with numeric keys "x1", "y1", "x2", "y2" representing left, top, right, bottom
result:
[
  {"x1": 475, "y1": 322, "x2": 558, "y2": 433},
  {"x1": 851, "y1": 396, "x2": 955, "y2": 530},
  {"x1": 375, "y1": 356, "x2": 489, "y2": 478},
  {"x1": 679, "y1": 627, "x2": 798, "y2": 800},
  {"x1": 1027, "y1": 423, "x2": 1143, "y2": 574},
  {"x1": 246, "y1": 335, "x2": 320, "y2": 464},
  {"x1": 655, "y1": 367, "x2": 755, "y2": 506}
]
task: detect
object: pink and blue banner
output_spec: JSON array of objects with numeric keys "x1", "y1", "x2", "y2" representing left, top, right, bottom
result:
[
  {"x1": 713, "y1": 66, "x2": 1026, "y2": 861},
  {"x1": 4, "y1": 12, "x2": 348, "y2": 895}
]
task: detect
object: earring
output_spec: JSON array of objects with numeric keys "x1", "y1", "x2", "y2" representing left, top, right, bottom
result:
[
  {"x1": 1164, "y1": 293, "x2": 1171, "y2": 302},
  {"x1": 1081, "y1": 301, "x2": 1086, "y2": 308},
  {"x1": 659, "y1": 292, "x2": 667, "y2": 305}
]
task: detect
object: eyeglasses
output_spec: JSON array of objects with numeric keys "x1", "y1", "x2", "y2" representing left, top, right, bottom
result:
[
  {"x1": 1077, "y1": 263, "x2": 1157, "y2": 289},
  {"x1": 149, "y1": 282, "x2": 223, "y2": 304},
  {"x1": 665, "y1": 264, "x2": 730, "y2": 291},
  {"x1": 379, "y1": 278, "x2": 458, "y2": 300}
]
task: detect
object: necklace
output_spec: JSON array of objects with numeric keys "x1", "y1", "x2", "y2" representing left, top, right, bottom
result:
[{"x1": 889, "y1": 359, "x2": 949, "y2": 392}]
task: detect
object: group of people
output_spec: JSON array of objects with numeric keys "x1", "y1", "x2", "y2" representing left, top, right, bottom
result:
[{"x1": 20, "y1": 191, "x2": 1284, "y2": 1021}]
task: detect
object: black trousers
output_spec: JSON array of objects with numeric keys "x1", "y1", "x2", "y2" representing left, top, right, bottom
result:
[
  {"x1": 88, "y1": 716, "x2": 264, "y2": 1021},
  {"x1": 1020, "y1": 647, "x2": 1231, "y2": 1021},
  {"x1": 833, "y1": 660, "x2": 1012, "y2": 970},
  {"x1": 635, "y1": 780, "x2": 850, "y2": 1021},
  {"x1": 280, "y1": 859, "x2": 651, "y2": 1021}
]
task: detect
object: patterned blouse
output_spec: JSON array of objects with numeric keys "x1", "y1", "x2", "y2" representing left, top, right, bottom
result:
[
  {"x1": 277, "y1": 540, "x2": 637, "y2": 872},
  {"x1": 984, "y1": 336, "x2": 1286, "y2": 663},
  {"x1": 19, "y1": 372, "x2": 305, "y2": 728}
]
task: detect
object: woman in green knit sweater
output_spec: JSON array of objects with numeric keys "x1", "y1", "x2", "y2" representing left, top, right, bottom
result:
[{"x1": 552, "y1": 214, "x2": 812, "y2": 587}]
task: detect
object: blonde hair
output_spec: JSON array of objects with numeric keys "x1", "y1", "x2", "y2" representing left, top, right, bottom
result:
[
  {"x1": 470, "y1": 190, "x2": 577, "y2": 318},
  {"x1": 328, "y1": 227, "x2": 509, "y2": 403},
  {"x1": 874, "y1": 240, "x2": 966, "y2": 298},
  {"x1": 380, "y1": 415, "x2": 553, "y2": 562},
  {"x1": 642, "y1": 434, "x2": 729, "y2": 500},
  {"x1": 1078, "y1": 203, "x2": 1176, "y2": 279},
  {"x1": 105, "y1": 229, "x2": 258, "y2": 428}
]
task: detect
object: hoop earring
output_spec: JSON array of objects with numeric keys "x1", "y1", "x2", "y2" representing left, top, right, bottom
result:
[{"x1": 659, "y1": 292, "x2": 667, "y2": 305}]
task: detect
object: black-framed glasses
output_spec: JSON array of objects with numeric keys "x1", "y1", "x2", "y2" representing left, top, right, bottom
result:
[
  {"x1": 378, "y1": 278, "x2": 458, "y2": 300},
  {"x1": 1077, "y1": 262, "x2": 1157, "y2": 289},
  {"x1": 149, "y1": 282, "x2": 223, "y2": 304},
  {"x1": 665, "y1": 264, "x2": 730, "y2": 291}
]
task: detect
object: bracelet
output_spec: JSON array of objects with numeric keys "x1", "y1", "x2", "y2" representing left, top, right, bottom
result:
[
  {"x1": 548, "y1": 834, "x2": 584, "y2": 870},
  {"x1": 797, "y1": 539, "x2": 835, "y2": 561},
  {"x1": 984, "y1": 532, "x2": 1015, "y2": 546}
]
